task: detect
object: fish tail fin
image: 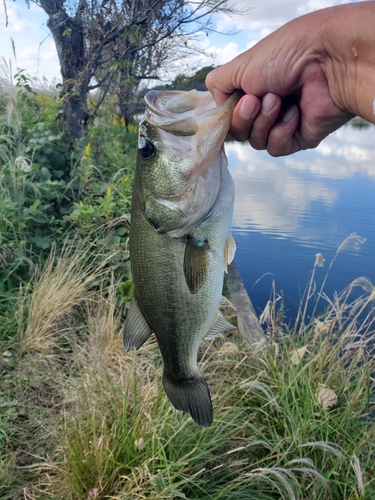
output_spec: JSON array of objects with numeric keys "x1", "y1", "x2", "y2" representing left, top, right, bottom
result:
[{"x1": 162, "y1": 372, "x2": 213, "y2": 427}]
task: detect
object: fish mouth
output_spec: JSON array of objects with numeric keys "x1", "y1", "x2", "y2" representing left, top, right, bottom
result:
[
  {"x1": 144, "y1": 89, "x2": 242, "y2": 139},
  {"x1": 140, "y1": 89, "x2": 242, "y2": 237}
]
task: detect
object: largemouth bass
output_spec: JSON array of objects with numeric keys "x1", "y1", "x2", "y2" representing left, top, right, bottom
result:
[{"x1": 123, "y1": 89, "x2": 240, "y2": 427}]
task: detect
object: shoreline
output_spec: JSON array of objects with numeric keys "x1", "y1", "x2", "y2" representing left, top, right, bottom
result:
[{"x1": 227, "y1": 262, "x2": 266, "y2": 349}]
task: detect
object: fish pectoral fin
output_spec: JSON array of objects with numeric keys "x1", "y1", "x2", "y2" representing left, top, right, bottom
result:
[
  {"x1": 163, "y1": 373, "x2": 213, "y2": 427},
  {"x1": 123, "y1": 297, "x2": 153, "y2": 351},
  {"x1": 183, "y1": 236, "x2": 209, "y2": 294},
  {"x1": 224, "y1": 234, "x2": 236, "y2": 273},
  {"x1": 204, "y1": 310, "x2": 236, "y2": 340}
]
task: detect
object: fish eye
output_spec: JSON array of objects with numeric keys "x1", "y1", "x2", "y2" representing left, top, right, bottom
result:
[{"x1": 138, "y1": 139, "x2": 155, "y2": 160}]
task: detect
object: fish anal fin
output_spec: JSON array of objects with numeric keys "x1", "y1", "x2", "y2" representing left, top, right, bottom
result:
[
  {"x1": 163, "y1": 372, "x2": 213, "y2": 427},
  {"x1": 224, "y1": 234, "x2": 236, "y2": 273},
  {"x1": 123, "y1": 297, "x2": 153, "y2": 351},
  {"x1": 204, "y1": 310, "x2": 236, "y2": 340},
  {"x1": 183, "y1": 236, "x2": 209, "y2": 294}
]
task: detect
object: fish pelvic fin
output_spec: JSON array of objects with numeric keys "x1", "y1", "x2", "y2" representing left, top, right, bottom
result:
[
  {"x1": 224, "y1": 234, "x2": 236, "y2": 273},
  {"x1": 163, "y1": 372, "x2": 213, "y2": 427},
  {"x1": 123, "y1": 297, "x2": 153, "y2": 351}
]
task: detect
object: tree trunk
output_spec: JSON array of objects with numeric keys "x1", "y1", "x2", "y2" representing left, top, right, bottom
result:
[
  {"x1": 61, "y1": 88, "x2": 89, "y2": 139},
  {"x1": 115, "y1": 90, "x2": 132, "y2": 127},
  {"x1": 46, "y1": 10, "x2": 89, "y2": 139},
  {"x1": 115, "y1": 68, "x2": 137, "y2": 127}
]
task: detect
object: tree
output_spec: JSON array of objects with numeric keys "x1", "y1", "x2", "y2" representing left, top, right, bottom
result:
[{"x1": 16, "y1": 0, "x2": 240, "y2": 139}]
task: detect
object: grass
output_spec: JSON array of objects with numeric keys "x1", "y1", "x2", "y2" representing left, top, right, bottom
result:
[
  {"x1": 1, "y1": 238, "x2": 375, "y2": 499},
  {"x1": 18, "y1": 237, "x2": 111, "y2": 355}
]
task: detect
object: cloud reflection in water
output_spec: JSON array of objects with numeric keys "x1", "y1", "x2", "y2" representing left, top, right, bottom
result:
[
  {"x1": 228, "y1": 124, "x2": 375, "y2": 248},
  {"x1": 227, "y1": 124, "x2": 375, "y2": 320}
]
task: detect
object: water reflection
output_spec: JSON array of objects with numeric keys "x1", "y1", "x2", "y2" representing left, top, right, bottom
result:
[{"x1": 228, "y1": 124, "x2": 375, "y2": 320}]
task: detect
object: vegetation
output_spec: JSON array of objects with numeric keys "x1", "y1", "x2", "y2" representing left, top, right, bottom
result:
[
  {"x1": 151, "y1": 65, "x2": 216, "y2": 92},
  {"x1": 1, "y1": 69, "x2": 375, "y2": 499},
  {"x1": 4, "y1": 0, "x2": 239, "y2": 138}
]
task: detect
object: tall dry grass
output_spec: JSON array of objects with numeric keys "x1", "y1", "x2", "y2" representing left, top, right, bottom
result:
[{"x1": 18, "y1": 238, "x2": 111, "y2": 355}]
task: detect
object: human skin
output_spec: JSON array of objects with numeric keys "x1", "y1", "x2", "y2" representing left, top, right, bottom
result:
[{"x1": 206, "y1": 2, "x2": 375, "y2": 157}]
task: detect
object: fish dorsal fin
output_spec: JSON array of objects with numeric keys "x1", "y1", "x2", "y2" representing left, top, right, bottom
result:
[
  {"x1": 183, "y1": 236, "x2": 209, "y2": 294},
  {"x1": 123, "y1": 297, "x2": 153, "y2": 351},
  {"x1": 224, "y1": 234, "x2": 236, "y2": 273},
  {"x1": 204, "y1": 311, "x2": 236, "y2": 340}
]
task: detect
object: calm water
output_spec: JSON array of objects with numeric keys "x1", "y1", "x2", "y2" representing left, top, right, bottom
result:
[{"x1": 228, "y1": 123, "x2": 375, "y2": 323}]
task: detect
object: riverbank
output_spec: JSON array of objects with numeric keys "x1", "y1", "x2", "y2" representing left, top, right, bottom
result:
[
  {"x1": 227, "y1": 262, "x2": 265, "y2": 349},
  {"x1": 1, "y1": 240, "x2": 375, "y2": 498}
]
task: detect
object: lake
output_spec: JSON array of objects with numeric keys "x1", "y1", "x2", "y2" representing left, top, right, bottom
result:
[{"x1": 228, "y1": 122, "x2": 375, "y2": 324}]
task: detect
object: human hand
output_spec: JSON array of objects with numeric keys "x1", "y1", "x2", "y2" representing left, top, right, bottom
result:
[{"x1": 206, "y1": 7, "x2": 355, "y2": 156}]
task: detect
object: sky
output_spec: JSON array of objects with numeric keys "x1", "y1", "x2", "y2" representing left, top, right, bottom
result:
[{"x1": 0, "y1": 0, "x2": 365, "y2": 85}]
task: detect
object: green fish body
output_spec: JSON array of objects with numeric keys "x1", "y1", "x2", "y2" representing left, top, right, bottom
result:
[{"x1": 123, "y1": 90, "x2": 239, "y2": 426}]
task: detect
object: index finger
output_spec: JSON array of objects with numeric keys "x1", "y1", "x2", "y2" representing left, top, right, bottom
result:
[{"x1": 205, "y1": 66, "x2": 238, "y2": 106}]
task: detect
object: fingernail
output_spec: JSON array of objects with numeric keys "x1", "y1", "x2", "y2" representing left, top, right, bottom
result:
[
  {"x1": 282, "y1": 105, "x2": 298, "y2": 122},
  {"x1": 261, "y1": 93, "x2": 278, "y2": 114},
  {"x1": 239, "y1": 97, "x2": 259, "y2": 119}
]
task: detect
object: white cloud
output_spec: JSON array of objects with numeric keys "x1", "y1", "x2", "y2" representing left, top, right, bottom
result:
[
  {"x1": 212, "y1": 0, "x2": 359, "y2": 53},
  {"x1": 205, "y1": 41, "x2": 241, "y2": 65},
  {"x1": 296, "y1": 0, "x2": 349, "y2": 16},
  {"x1": 0, "y1": 2, "x2": 60, "y2": 82}
]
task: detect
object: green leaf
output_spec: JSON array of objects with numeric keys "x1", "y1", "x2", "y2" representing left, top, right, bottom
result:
[
  {"x1": 29, "y1": 199, "x2": 41, "y2": 211},
  {"x1": 30, "y1": 235, "x2": 53, "y2": 249},
  {"x1": 118, "y1": 280, "x2": 134, "y2": 298}
]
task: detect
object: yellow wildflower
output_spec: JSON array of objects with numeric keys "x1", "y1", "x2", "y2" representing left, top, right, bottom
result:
[
  {"x1": 107, "y1": 186, "x2": 112, "y2": 196},
  {"x1": 84, "y1": 143, "x2": 91, "y2": 159},
  {"x1": 123, "y1": 176, "x2": 129, "y2": 183},
  {"x1": 115, "y1": 140, "x2": 120, "y2": 147},
  {"x1": 35, "y1": 93, "x2": 53, "y2": 105},
  {"x1": 113, "y1": 114, "x2": 119, "y2": 125},
  {"x1": 120, "y1": 116, "x2": 126, "y2": 127},
  {"x1": 128, "y1": 124, "x2": 138, "y2": 133}
]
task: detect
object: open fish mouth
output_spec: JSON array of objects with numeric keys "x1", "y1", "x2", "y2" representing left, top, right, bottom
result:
[{"x1": 144, "y1": 89, "x2": 242, "y2": 139}]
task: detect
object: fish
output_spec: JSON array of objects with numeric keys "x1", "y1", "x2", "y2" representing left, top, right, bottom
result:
[{"x1": 123, "y1": 89, "x2": 240, "y2": 427}]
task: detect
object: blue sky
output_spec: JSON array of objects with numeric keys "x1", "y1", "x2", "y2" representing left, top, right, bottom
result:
[{"x1": 0, "y1": 0, "x2": 364, "y2": 84}]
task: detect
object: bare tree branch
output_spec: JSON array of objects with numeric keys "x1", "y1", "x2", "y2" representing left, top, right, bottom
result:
[{"x1": 14, "y1": 0, "x2": 244, "y2": 138}]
